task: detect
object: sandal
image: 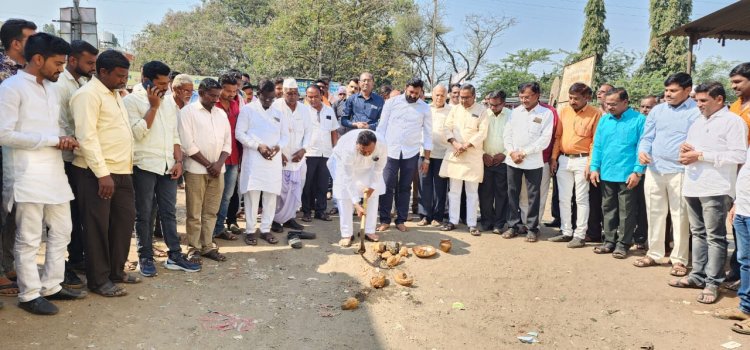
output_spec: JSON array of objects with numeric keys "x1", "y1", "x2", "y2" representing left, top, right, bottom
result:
[
  {"x1": 187, "y1": 251, "x2": 203, "y2": 264},
  {"x1": 0, "y1": 278, "x2": 19, "y2": 297},
  {"x1": 593, "y1": 244, "x2": 614, "y2": 254},
  {"x1": 152, "y1": 247, "x2": 168, "y2": 258},
  {"x1": 633, "y1": 256, "x2": 659, "y2": 268},
  {"x1": 92, "y1": 282, "x2": 127, "y2": 297},
  {"x1": 260, "y1": 232, "x2": 279, "y2": 244},
  {"x1": 339, "y1": 237, "x2": 352, "y2": 247},
  {"x1": 301, "y1": 214, "x2": 312, "y2": 222},
  {"x1": 124, "y1": 260, "x2": 138, "y2": 271},
  {"x1": 525, "y1": 231, "x2": 538, "y2": 242},
  {"x1": 113, "y1": 273, "x2": 142, "y2": 284},
  {"x1": 612, "y1": 248, "x2": 627, "y2": 259},
  {"x1": 669, "y1": 262, "x2": 688, "y2": 277},
  {"x1": 364, "y1": 233, "x2": 380, "y2": 242},
  {"x1": 668, "y1": 277, "x2": 703, "y2": 289},
  {"x1": 732, "y1": 319, "x2": 750, "y2": 335},
  {"x1": 216, "y1": 230, "x2": 238, "y2": 241},
  {"x1": 244, "y1": 233, "x2": 258, "y2": 246},
  {"x1": 376, "y1": 224, "x2": 390, "y2": 232},
  {"x1": 440, "y1": 223, "x2": 456, "y2": 231},
  {"x1": 697, "y1": 285, "x2": 720, "y2": 304},
  {"x1": 714, "y1": 307, "x2": 750, "y2": 320},
  {"x1": 501, "y1": 229, "x2": 518, "y2": 239},
  {"x1": 202, "y1": 249, "x2": 227, "y2": 262}
]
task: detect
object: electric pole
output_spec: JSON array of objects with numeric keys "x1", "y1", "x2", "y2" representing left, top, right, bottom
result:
[{"x1": 430, "y1": 0, "x2": 437, "y2": 87}]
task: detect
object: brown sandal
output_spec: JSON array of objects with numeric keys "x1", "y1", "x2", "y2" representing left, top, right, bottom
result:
[
  {"x1": 202, "y1": 249, "x2": 227, "y2": 262},
  {"x1": 633, "y1": 256, "x2": 659, "y2": 268},
  {"x1": 669, "y1": 262, "x2": 688, "y2": 277},
  {"x1": 260, "y1": 232, "x2": 279, "y2": 244}
]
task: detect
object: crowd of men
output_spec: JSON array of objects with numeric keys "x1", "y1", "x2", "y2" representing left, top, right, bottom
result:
[{"x1": 2, "y1": 18, "x2": 750, "y2": 336}]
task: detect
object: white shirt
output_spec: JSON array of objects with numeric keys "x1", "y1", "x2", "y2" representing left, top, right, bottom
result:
[
  {"x1": 328, "y1": 129, "x2": 387, "y2": 204},
  {"x1": 123, "y1": 87, "x2": 181, "y2": 175},
  {"x1": 426, "y1": 104, "x2": 451, "y2": 159},
  {"x1": 54, "y1": 69, "x2": 87, "y2": 162},
  {"x1": 273, "y1": 99, "x2": 312, "y2": 171},
  {"x1": 178, "y1": 101, "x2": 232, "y2": 175},
  {"x1": 503, "y1": 103, "x2": 554, "y2": 170},
  {"x1": 376, "y1": 94, "x2": 432, "y2": 159},
  {"x1": 236, "y1": 101, "x2": 289, "y2": 194},
  {"x1": 307, "y1": 104, "x2": 339, "y2": 157},
  {"x1": 0, "y1": 71, "x2": 74, "y2": 211},
  {"x1": 683, "y1": 107, "x2": 748, "y2": 198},
  {"x1": 735, "y1": 147, "x2": 750, "y2": 216}
]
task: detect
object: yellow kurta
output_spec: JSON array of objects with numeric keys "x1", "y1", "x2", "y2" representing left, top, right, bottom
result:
[{"x1": 439, "y1": 102, "x2": 489, "y2": 183}]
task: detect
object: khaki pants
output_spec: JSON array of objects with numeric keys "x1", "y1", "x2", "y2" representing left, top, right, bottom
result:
[
  {"x1": 184, "y1": 172, "x2": 223, "y2": 253},
  {"x1": 644, "y1": 169, "x2": 690, "y2": 265}
]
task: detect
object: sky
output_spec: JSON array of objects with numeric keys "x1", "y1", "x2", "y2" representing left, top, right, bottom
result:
[{"x1": 3, "y1": 0, "x2": 748, "y2": 79}]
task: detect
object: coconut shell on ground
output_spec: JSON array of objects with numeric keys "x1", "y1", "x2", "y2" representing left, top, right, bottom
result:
[{"x1": 412, "y1": 245, "x2": 437, "y2": 258}]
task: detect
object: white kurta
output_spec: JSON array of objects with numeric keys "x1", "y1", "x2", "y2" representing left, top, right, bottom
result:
[
  {"x1": 273, "y1": 99, "x2": 312, "y2": 171},
  {"x1": 0, "y1": 71, "x2": 74, "y2": 212},
  {"x1": 236, "y1": 101, "x2": 289, "y2": 195},
  {"x1": 327, "y1": 129, "x2": 387, "y2": 204}
]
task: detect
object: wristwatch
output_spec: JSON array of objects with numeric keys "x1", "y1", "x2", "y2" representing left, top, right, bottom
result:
[{"x1": 698, "y1": 152, "x2": 704, "y2": 161}]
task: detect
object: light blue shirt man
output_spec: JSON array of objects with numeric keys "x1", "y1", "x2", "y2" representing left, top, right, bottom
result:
[
  {"x1": 638, "y1": 99, "x2": 701, "y2": 174},
  {"x1": 590, "y1": 108, "x2": 646, "y2": 183}
]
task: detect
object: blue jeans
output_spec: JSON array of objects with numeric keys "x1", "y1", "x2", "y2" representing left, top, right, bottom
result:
[
  {"x1": 133, "y1": 166, "x2": 180, "y2": 259},
  {"x1": 734, "y1": 214, "x2": 750, "y2": 313},
  {"x1": 213, "y1": 164, "x2": 239, "y2": 236},
  {"x1": 418, "y1": 157, "x2": 446, "y2": 222},
  {"x1": 379, "y1": 154, "x2": 419, "y2": 225},
  {"x1": 685, "y1": 195, "x2": 731, "y2": 287}
]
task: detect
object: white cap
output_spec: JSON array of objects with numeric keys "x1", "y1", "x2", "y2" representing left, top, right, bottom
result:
[{"x1": 283, "y1": 78, "x2": 298, "y2": 89}]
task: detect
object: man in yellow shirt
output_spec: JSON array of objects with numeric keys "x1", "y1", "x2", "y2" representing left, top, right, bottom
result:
[
  {"x1": 478, "y1": 90, "x2": 511, "y2": 233},
  {"x1": 70, "y1": 50, "x2": 137, "y2": 297}
]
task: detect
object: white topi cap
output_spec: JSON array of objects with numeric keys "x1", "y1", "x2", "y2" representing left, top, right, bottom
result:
[{"x1": 283, "y1": 78, "x2": 298, "y2": 89}]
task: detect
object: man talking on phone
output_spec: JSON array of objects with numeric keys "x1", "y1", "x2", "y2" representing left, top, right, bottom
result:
[{"x1": 124, "y1": 61, "x2": 201, "y2": 277}]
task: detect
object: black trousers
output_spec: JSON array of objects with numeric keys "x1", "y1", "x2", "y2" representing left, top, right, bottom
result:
[
  {"x1": 479, "y1": 164, "x2": 508, "y2": 230},
  {"x1": 601, "y1": 180, "x2": 638, "y2": 249},
  {"x1": 227, "y1": 180, "x2": 240, "y2": 226},
  {"x1": 74, "y1": 167, "x2": 136, "y2": 290},
  {"x1": 586, "y1": 184, "x2": 603, "y2": 241},
  {"x1": 64, "y1": 162, "x2": 85, "y2": 264},
  {"x1": 550, "y1": 176, "x2": 560, "y2": 223},
  {"x1": 302, "y1": 156, "x2": 330, "y2": 214},
  {"x1": 507, "y1": 166, "x2": 543, "y2": 232}
]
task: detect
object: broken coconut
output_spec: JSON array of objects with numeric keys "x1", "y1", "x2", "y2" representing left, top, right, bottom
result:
[
  {"x1": 399, "y1": 247, "x2": 409, "y2": 257},
  {"x1": 393, "y1": 270, "x2": 414, "y2": 287},
  {"x1": 374, "y1": 242, "x2": 386, "y2": 253},
  {"x1": 412, "y1": 245, "x2": 437, "y2": 258},
  {"x1": 341, "y1": 297, "x2": 359, "y2": 310},
  {"x1": 370, "y1": 273, "x2": 386, "y2": 289},
  {"x1": 381, "y1": 251, "x2": 393, "y2": 259},
  {"x1": 386, "y1": 255, "x2": 401, "y2": 268}
]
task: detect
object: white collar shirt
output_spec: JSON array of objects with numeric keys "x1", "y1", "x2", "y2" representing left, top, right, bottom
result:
[
  {"x1": 376, "y1": 94, "x2": 432, "y2": 159},
  {"x1": 177, "y1": 101, "x2": 232, "y2": 175},
  {"x1": 123, "y1": 88, "x2": 182, "y2": 175},
  {"x1": 683, "y1": 107, "x2": 748, "y2": 198},
  {"x1": 426, "y1": 104, "x2": 451, "y2": 159},
  {"x1": 503, "y1": 103, "x2": 554, "y2": 170},
  {"x1": 307, "y1": 104, "x2": 339, "y2": 158},
  {"x1": 0, "y1": 70, "x2": 74, "y2": 211}
]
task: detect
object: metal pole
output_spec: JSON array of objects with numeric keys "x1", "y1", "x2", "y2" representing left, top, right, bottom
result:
[
  {"x1": 687, "y1": 33, "x2": 695, "y2": 75},
  {"x1": 430, "y1": 0, "x2": 437, "y2": 87},
  {"x1": 72, "y1": 0, "x2": 82, "y2": 41}
]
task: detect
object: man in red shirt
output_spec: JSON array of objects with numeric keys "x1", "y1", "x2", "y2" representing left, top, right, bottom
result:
[{"x1": 213, "y1": 74, "x2": 242, "y2": 240}]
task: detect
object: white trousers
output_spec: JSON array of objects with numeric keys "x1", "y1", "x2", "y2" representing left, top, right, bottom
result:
[
  {"x1": 448, "y1": 178, "x2": 479, "y2": 226},
  {"x1": 14, "y1": 202, "x2": 71, "y2": 302},
  {"x1": 556, "y1": 155, "x2": 590, "y2": 239},
  {"x1": 244, "y1": 191, "x2": 277, "y2": 234},
  {"x1": 337, "y1": 196, "x2": 378, "y2": 238},
  {"x1": 521, "y1": 163, "x2": 551, "y2": 223},
  {"x1": 644, "y1": 170, "x2": 690, "y2": 265}
]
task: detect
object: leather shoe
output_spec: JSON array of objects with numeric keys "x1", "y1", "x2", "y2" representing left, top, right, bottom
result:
[
  {"x1": 271, "y1": 222, "x2": 284, "y2": 233},
  {"x1": 543, "y1": 220, "x2": 561, "y2": 228},
  {"x1": 46, "y1": 287, "x2": 87, "y2": 300},
  {"x1": 283, "y1": 219, "x2": 304, "y2": 230},
  {"x1": 19, "y1": 297, "x2": 58, "y2": 315}
]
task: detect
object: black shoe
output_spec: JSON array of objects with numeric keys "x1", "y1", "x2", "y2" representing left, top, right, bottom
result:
[
  {"x1": 284, "y1": 219, "x2": 304, "y2": 230},
  {"x1": 61, "y1": 266, "x2": 84, "y2": 289},
  {"x1": 271, "y1": 222, "x2": 284, "y2": 233},
  {"x1": 70, "y1": 260, "x2": 86, "y2": 274},
  {"x1": 19, "y1": 297, "x2": 58, "y2": 315},
  {"x1": 46, "y1": 287, "x2": 87, "y2": 300},
  {"x1": 288, "y1": 230, "x2": 316, "y2": 239},
  {"x1": 543, "y1": 220, "x2": 561, "y2": 228}
]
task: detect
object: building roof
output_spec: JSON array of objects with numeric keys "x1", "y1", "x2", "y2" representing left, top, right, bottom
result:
[{"x1": 665, "y1": 0, "x2": 750, "y2": 41}]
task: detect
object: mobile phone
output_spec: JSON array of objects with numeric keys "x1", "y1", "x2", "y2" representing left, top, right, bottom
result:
[{"x1": 143, "y1": 79, "x2": 154, "y2": 91}]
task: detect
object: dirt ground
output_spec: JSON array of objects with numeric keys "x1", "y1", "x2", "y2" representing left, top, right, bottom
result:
[{"x1": 0, "y1": 189, "x2": 747, "y2": 350}]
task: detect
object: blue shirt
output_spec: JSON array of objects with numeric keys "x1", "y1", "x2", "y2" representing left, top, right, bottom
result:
[
  {"x1": 637, "y1": 99, "x2": 700, "y2": 174},
  {"x1": 590, "y1": 108, "x2": 646, "y2": 182},
  {"x1": 341, "y1": 92, "x2": 385, "y2": 130}
]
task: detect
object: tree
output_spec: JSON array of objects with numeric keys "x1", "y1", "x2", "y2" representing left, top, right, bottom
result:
[
  {"x1": 479, "y1": 48, "x2": 555, "y2": 97},
  {"x1": 639, "y1": 0, "x2": 692, "y2": 75},
  {"x1": 693, "y1": 56, "x2": 739, "y2": 103},
  {"x1": 575, "y1": 0, "x2": 609, "y2": 79},
  {"x1": 42, "y1": 23, "x2": 57, "y2": 35}
]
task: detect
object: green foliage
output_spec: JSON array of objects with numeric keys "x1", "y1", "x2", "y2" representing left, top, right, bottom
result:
[
  {"x1": 639, "y1": 0, "x2": 692, "y2": 75},
  {"x1": 693, "y1": 56, "x2": 739, "y2": 103},
  {"x1": 479, "y1": 48, "x2": 555, "y2": 97},
  {"x1": 576, "y1": 0, "x2": 609, "y2": 80}
]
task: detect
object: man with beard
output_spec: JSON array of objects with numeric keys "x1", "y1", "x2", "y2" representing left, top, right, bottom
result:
[
  {"x1": 54, "y1": 39, "x2": 98, "y2": 289},
  {"x1": 0, "y1": 33, "x2": 85, "y2": 314}
]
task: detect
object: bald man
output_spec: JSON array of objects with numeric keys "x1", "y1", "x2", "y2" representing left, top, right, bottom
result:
[{"x1": 418, "y1": 85, "x2": 452, "y2": 227}]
